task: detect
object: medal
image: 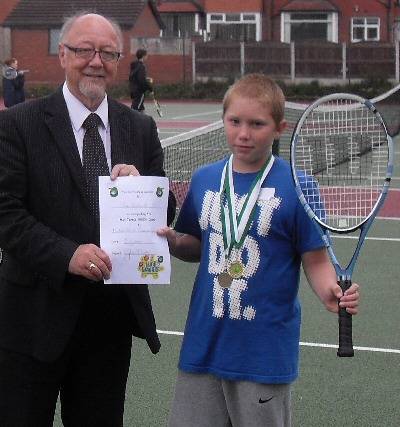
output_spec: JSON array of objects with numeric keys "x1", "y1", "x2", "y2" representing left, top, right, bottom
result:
[
  {"x1": 218, "y1": 271, "x2": 233, "y2": 288},
  {"x1": 219, "y1": 154, "x2": 275, "y2": 284},
  {"x1": 228, "y1": 261, "x2": 244, "y2": 279}
]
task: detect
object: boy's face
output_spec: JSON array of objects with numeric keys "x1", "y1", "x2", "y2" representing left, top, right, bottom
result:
[{"x1": 223, "y1": 95, "x2": 286, "y2": 173}]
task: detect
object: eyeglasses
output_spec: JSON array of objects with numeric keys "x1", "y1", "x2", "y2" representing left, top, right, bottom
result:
[{"x1": 63, "y1": 44, "x2": 122, "y2": 63}]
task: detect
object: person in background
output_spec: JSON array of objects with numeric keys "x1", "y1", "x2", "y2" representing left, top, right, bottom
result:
[
  {"x1": 2, "y1": 57, "x2": 26, "y2": 107},
  {"x1": 129, "y1": 48, "x2": 153, "y2": 111},
  {"x1": 158, "y1": 74, "x2": 359, "y2": 427},
  {"x1": 0, "y1": 12, "x2": 175, "y2": 426}
]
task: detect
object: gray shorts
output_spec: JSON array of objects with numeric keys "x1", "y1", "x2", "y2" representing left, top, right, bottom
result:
[{"x1": 168, "y1": 370, "x2": 291, "y2": 427}]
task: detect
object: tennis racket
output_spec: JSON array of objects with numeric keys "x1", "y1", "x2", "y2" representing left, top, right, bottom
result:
[
  {"x1": 151, "y1": 93, "x2": 163, "y2": 117},
  {"x1": 290, "y1": 93, "x2": 394, "y2": 357}
]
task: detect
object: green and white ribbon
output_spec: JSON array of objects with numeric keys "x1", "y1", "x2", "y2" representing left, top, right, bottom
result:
[{"x1": 219, "y1": 154, "x2": 275, "y2": 258}]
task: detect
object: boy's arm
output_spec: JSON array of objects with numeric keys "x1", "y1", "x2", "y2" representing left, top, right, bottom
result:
[
  {"x1": 302, "y1": 248, "x2": 359, "y2": 315},
  {"x1": 157, "y1": 227, "x2": 201, "y2": 262}
]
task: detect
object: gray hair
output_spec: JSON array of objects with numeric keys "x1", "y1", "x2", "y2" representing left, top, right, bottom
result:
[{"x1": 59, "y1": 11, "x2": 123, "y2": 52}]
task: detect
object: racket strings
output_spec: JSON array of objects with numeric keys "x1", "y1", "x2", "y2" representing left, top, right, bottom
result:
[{"x1": 294, "y1": 98, "x2": 389, "y2": 230}]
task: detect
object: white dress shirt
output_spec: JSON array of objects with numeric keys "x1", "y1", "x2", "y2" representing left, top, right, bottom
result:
[{"x1": 62, "y1": 82, "x2": 111, "y2": 171}]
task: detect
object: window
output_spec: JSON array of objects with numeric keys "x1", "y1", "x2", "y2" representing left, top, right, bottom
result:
[
  {"x1": 210, "y1": 14, "x2": 223, "y2": 21},
  {"x1": 351, "y1": 17, "x2": 380, "y2": 42},
  {"x1": 49, "y1": 29, "x2": 61, "y2": 54},
  {"x1": 281, "y1": 12, "x2": 338, "y2": 43},
  {"x1": 207, "y1": 13, "x2": 260, "y2": 41},
  {"x1": 161, "y1": 13, "x2": 198, "y2": 37}
]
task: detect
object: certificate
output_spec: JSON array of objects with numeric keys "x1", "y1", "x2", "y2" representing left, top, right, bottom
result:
[{"x1": 99, "y1": 176, "x2": 171, "y2": 284}]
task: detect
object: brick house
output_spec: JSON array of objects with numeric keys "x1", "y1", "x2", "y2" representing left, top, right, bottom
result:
[
  {"x1": 273, "y1": 0, "x2": 400, "y2": 43},
  {"x1": 1, "y1": 0, "x2": 400, "y2": 86},
  {"x1": 1, "y1": 0, "x2": 165, "y2": 85},
  {"x1": 158, "y1": 0, "x2": 400, "y2": 43}
]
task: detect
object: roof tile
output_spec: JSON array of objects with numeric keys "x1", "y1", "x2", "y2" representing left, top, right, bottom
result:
[{"x1": 3, "y1": 0, "x2": 155, "y2": 28}]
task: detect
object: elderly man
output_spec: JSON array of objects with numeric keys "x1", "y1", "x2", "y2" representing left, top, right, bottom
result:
[{"x1": 0, "y1": 12, "x2": 175, "y2": 426}]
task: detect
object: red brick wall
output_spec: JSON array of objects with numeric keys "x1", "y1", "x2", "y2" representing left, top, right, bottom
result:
[
  {"x1": 204, "y1": 0, "x2": 262, "y2": 13},
  {"x1": 147, "y1": 54, "x2": 192, "y2": 84},
  {"x1": 11, "y1": 30, "x2": 64, "y2": 85}
]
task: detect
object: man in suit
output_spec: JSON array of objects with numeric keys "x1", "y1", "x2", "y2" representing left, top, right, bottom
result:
[{"x1": 0, "y1": 12, "x2": 175, "y2": 426}]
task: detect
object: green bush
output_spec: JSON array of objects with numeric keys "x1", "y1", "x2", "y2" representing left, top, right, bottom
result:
[
  {"x1": 23, "y1": 77, "x2": 394, "y2": 102},
  {"x1": 25, "y1": 84, "x2": 58, "y2": 99}
]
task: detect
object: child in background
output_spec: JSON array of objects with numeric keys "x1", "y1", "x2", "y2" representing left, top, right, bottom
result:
[
  {"x1": 129, "y1": 48, "x2": 153, "y2": 112},
  {"x1": 159, "y1": 74, "x2": 359, "y2": 427},
  {"x1": 2, "y1": 58, "x2": 26, "y2": 108}
]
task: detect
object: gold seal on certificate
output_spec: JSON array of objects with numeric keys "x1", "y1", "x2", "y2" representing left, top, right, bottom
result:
[
  {"x1": 228, "y1": 260, "x2": 244, "y2": 279},
  {"x1": 218, "y1": 272, "x2": 233, "y2": 288}
]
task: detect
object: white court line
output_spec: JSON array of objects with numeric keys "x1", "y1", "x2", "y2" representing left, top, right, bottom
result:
[
  {"x1": 299, "y1": 342, "x2": 400, "y2": 354},
  {"x1": 333, "y1": 235, "x2": 400, "y2": 241},
  {"x1": 158, "y1": 130, "x2": 183, "y2": 135},
  {"x1": 156, "y1": 330, "x2": 400, "y2": 354},
  {"x1": 171, "y1": 110, "x2": 222, "y2": 120}
]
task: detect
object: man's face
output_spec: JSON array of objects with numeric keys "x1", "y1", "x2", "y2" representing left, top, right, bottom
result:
[{"x1": 59, "y1": 14, "x2": 121, "y2": 110}]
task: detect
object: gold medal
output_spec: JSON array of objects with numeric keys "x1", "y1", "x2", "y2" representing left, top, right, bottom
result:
[
  {"x1": 228, "y1": 261, "x2": 244, "y2": 279},
  {"x1": 218, "y1": 272, "x2": 233, "y2": 288}
]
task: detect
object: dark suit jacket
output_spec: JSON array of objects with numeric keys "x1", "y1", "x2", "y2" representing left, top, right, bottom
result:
[{"x1": 0, "y1": 89, "x2": 175, "y2": 362}]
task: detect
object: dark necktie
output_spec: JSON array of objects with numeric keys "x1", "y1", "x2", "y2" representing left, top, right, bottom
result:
[{"x1": 82, "y1": 113, "x2": 110, "y2": 220}]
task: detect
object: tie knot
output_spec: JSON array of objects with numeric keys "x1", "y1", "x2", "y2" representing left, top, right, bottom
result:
[{"x1": 83, "y1": 113, "x2": 102, "y2": 131}]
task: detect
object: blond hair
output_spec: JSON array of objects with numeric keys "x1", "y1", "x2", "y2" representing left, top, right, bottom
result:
[{"x1": 223, "y1": 74, "x2": 286, "y2": 126}]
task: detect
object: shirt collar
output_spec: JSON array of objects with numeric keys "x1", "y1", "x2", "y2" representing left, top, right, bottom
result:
[{"x1": 62, "y1": 82, "x2": 109, "y2": 131}]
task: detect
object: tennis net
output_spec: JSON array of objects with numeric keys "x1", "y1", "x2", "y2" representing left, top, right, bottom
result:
[{"x1": 161, "y1": 85, "x2": 400, "y2": 208}]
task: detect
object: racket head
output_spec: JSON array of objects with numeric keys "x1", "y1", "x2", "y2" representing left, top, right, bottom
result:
[{"x1": 290, "y1": 93, "x2": 393, "y2": 233}]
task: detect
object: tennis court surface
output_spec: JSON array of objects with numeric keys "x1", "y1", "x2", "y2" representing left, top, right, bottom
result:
[{"x1": 53, "y1": 97, "x2": 400, "y2": 426}]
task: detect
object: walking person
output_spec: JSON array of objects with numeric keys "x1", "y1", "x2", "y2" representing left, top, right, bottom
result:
[{"x1": 129, "y1": 48, "x2": 153, "y2": 111}]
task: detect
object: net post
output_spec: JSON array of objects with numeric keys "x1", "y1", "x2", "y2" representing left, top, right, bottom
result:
[
  {"x1": 240, "y1": 42, "x2": 245, "y2": 77},
  {"x1": 192, "y1": 41, "x2": 196, "y2": 86},
  {"x1": 342, "y1": 42, "x2": 347, "y2": 81},
  {"x1": 395, "y1": 40, "x2": 399, "y2": 83},
  {"x1": 290, "y1": 41, "x2": 295, "y2": 82}
]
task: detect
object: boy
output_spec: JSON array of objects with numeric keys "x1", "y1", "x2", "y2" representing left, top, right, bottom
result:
[
  {"x1": 159, "y1": 74, "x2": 359, "y2": 426},
  {"x1": 129, "y1": 48, "x2": 153, "y2": 111}
]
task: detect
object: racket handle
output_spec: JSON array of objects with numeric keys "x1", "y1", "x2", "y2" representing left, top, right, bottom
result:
[{"x1": 337, "y1": 279, "x2": 354, "y2": 357}]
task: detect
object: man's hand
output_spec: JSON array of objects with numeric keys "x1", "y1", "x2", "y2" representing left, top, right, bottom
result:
[
  {"x1": 110, "y1": 164, "x2": 140, "y2": 179},
  {"x1": 68, "y1": 244, "x2": 112, "y2": 281}
]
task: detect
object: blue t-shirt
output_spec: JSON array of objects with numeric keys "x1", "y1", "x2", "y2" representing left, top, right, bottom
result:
[{"x1": 175, "y1": 156, "x2": 324, "y2": 384}]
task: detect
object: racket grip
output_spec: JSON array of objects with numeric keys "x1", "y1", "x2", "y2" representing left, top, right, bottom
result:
[{"x1": 337, "y1": 279, "x2": 354, "y2": 357}]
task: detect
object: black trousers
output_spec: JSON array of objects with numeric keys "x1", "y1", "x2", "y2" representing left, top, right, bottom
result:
[
  {"x1": 0, "y1": 288, "x2": 133, "y2": 427},
  {"x1": 131, "y1": 94, "x2": 145, "y2": 111}
]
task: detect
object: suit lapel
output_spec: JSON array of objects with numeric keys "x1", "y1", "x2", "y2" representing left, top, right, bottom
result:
[
  {"x1": 43, "y1": 89, "x2": 88, "y2": 202},
  {"x1": 109, "y1": 99, "x2": 136, "y2": 168},
  {"x1": 43, "y1": 94, "x2": 135, "y2": 204}
]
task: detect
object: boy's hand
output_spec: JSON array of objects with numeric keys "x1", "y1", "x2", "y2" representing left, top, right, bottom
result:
[
  {"x1": 157, "y1": 226, "x2": 177, "y2": 251},
  {"x1": 157, "y1": 228, "x2": 201, "y2": 262},
  {"x1": 326, "y1": 282, "x2": 360, "y2": 314}
]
